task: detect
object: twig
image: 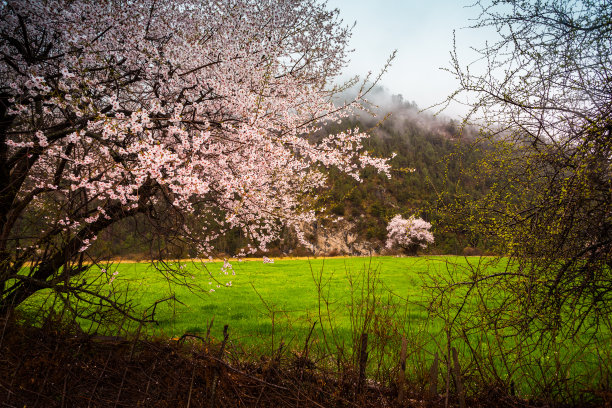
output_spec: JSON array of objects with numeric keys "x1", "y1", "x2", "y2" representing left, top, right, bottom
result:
[
  {"x1": 129, "y1": 318, "x2": 145, "y2": 361},
  {"x1": 87, "y1": 351, "x2": 112, "y2": 408},
  {"x1": 357, "y1": 332, "x2": 368, "y2": 395},
  {"x1": 0, "y1": 307, "x2": 12, "y2": 349},
  {"x1": 208, "y1": 324, "x2": 229, "y2": 408},
  {"x1": 114, "y1": 366, "x2": 128, "y2": 408},
  {"x1": 445, "y1": 330, "x2": 451, "y2": 408},
  {"x1": 144, "y1": 360, "x2": 157, "y2": 396},
  {"x1": 302, "y1": 321, "x2": 317, "y2": 358},
  {"x1": 205, "y1": 316, "x2": 215, "y2": 341},
  {"x1": 452, "y1": 347, "x2": 466, "y2": 408},
  {"x1": 186, "y1": 365, "x2": 196, "y2": 408},
  {"x1": 398, "y1": 336, "x2": 407, "y2": 404},
  {"x1": 60, "y1": 371, "x2": 68, "y2": 408},
  {"x1": 428, "y1": 352, "x2": 439, "y2": 400},
  {"x1": 5, "y1": 359, "x2": 22, "y2": 406}
]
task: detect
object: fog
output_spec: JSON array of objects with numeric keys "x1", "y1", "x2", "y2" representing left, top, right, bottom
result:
[{"x1": 334, "y1": 85, "x2": 477, "y2": 140}]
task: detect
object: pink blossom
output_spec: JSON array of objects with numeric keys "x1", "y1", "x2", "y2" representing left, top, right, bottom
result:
[{"x1": 1, "y1": 0, "x2": 393, "y2": 274}]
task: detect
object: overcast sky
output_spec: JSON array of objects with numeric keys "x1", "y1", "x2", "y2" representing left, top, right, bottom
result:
[{"x1": 326, "y1": 0, "x2": 491, "y2": 119}]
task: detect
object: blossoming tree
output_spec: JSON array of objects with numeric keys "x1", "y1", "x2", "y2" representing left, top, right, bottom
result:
[
  {"x1": 0, "y1": 0, "x2": 391, "y2": 316},
  {"x1": 386, "y1": 215, "x2": 434, "y2": 255}
]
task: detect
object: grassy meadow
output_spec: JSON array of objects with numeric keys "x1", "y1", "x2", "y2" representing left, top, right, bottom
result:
[
  {"x1": 21, "y1": 256, "x2": 483, "y2": 348},
  {"x1": 18, "y1": 255, "x2": 610, "y2": 396}
]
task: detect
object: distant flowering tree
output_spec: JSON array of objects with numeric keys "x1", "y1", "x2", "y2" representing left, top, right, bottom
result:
[
  {"x1": 386, "y1": 215, "x2": 434, "y2": 255},
  {"x1": 0, "y1": 0, "x2": 392, "y2": 317}
]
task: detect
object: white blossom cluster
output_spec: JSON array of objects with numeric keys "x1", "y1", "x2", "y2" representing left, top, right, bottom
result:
[{"x1": 386, "y1": 215, "x2": 434, "y2": 252}]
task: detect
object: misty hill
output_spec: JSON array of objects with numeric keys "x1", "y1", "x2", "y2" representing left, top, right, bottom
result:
[{"x1": 303, "y1": 96, "x2": 487, "y2": 256}]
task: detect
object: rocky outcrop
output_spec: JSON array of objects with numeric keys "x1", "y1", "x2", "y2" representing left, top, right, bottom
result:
[{"x1": 304, "y1": 219, "x2": 376, "y2": 256}]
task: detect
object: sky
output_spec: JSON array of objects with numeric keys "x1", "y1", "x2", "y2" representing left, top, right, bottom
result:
[{"x1": 326, "y1": 0, "x2": 491, "y2": 119}]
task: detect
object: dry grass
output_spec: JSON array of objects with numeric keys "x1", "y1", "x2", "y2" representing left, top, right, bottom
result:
[{"x1": 0, "y1": 311, "x2": 591, "y2": 408}]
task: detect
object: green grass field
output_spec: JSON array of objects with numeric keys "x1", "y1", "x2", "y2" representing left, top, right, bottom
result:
[
  {"x1": 17, "y1": 255, "x2": 611, "y2": 396},
  {"x1": 22, "y1": 256, "x2": 479, "y2": 349},
  {"x1": 115, "y1": 256, "x2": 449, "y2": 341}
]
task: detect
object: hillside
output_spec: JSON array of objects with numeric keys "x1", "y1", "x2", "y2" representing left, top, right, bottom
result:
[{"x1": 301, "y1": 97, "x2": 489, "y2": 256}]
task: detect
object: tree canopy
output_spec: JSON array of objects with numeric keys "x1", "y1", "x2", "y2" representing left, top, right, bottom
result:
[{"x1": 0, "y1": 0, "x2": 390, "y2": 316}]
